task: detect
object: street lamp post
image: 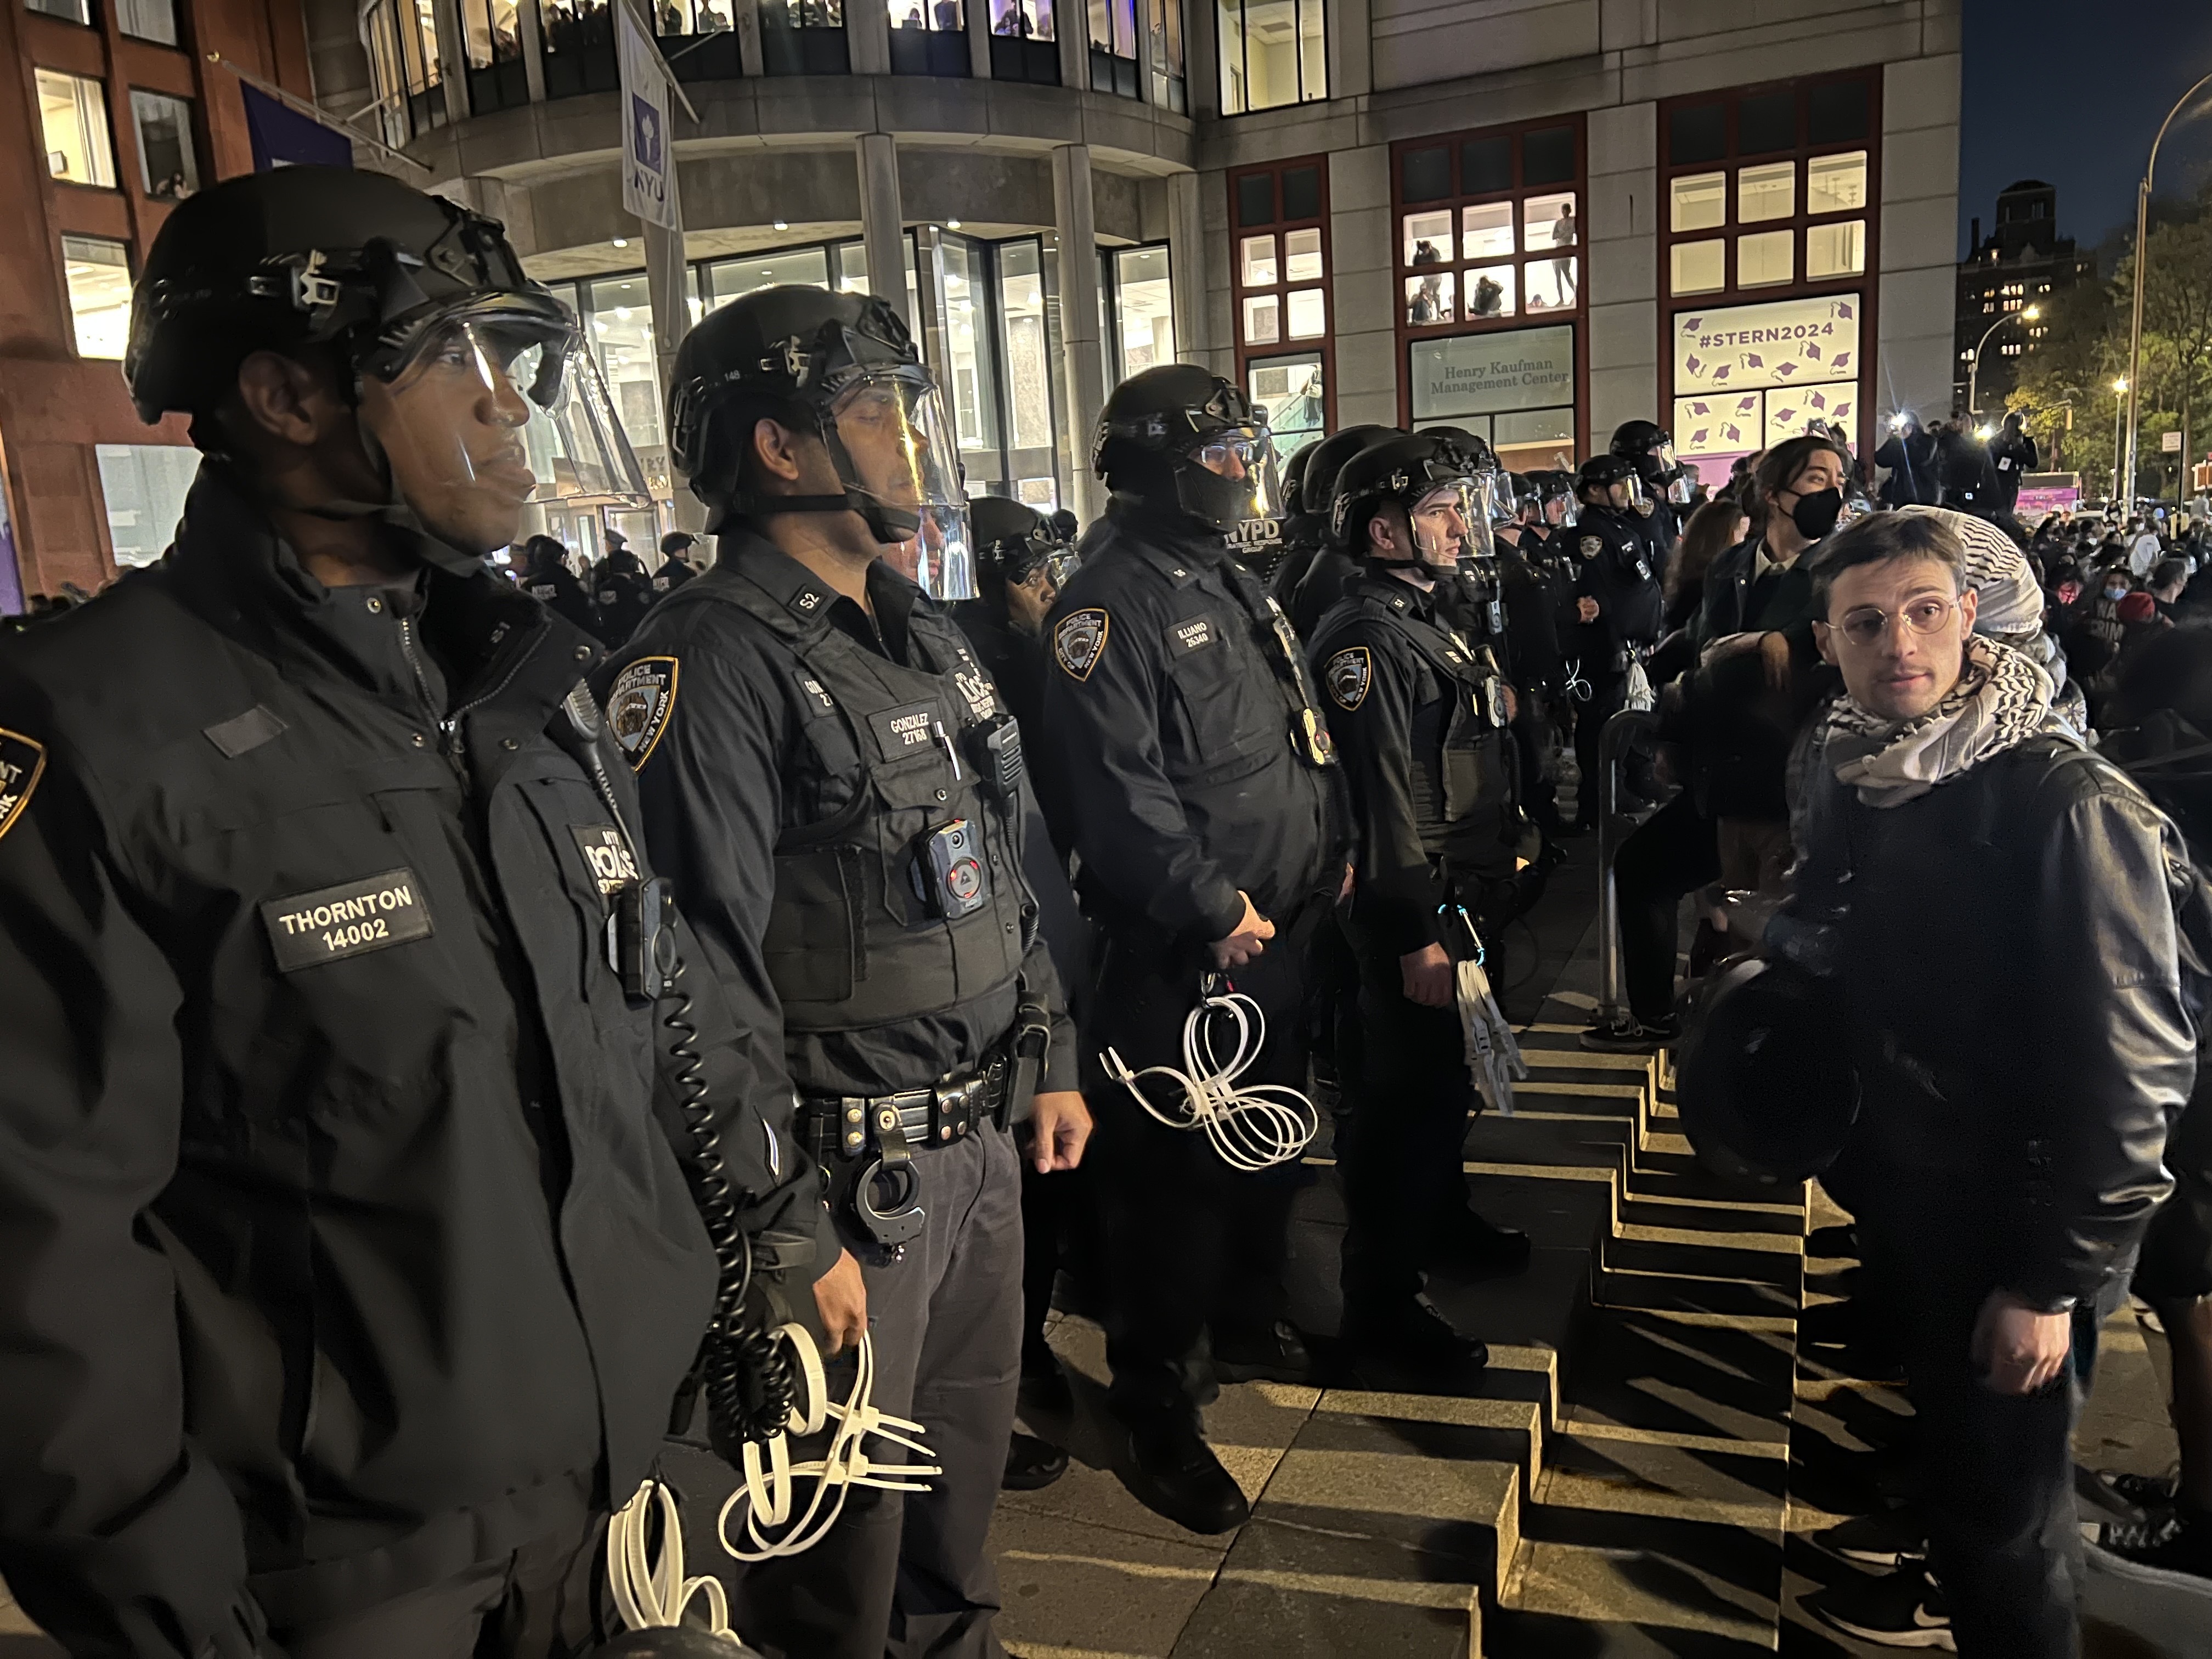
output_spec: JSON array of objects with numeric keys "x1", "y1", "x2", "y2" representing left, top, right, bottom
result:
[
  {"x1": 2123, "y1": 69, "x2": 2212, "y2": 514},
  {"x1": 1966, "y1": 304, "x2": 2041, "y2": 424},
  {"x1": 2114, "y1": 377, "x2": 2130, "y2": 506}
]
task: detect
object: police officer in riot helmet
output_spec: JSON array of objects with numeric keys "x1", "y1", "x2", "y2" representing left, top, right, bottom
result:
[
  {"x1": 952, "y1": 493, "x2": 1081, "y2": 737},
  {"x1": 1561, "y1": 454, "x2": 1665, "y2": 832},
  {"x1": 1278, "y1": 422, "x2": 1398, "y2": 637},
  {"x1": 1038, "y1": 363, "x2": 1349, "y2": 1535},
  {"x1": 602, "y1": 284, "x2": 1092, "y2": 1659},
  {"x1": 519, "y1": 528, "x2": 606, "y2": 634},
  {"x1": 1493, "y1": 472, "x2": 1571, "y2": 839},
  {"x1": 1610, "y1": 419, "x2": 1690, "y2": 570},
  {"x1": 1310, "y1": 433, "x2": 1535, "y2": 1378},
  {"x1": 652, "y1": 528, "x2": 702, "y2": 595},
  {"x1": 591, "y1": 528, "x2": 656, "y2": 645},
  {"x1": 0, "y1": 167, "x2": 830, "y2": 1657}
]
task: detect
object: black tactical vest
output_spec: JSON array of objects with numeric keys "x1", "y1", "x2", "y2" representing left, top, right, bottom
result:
[{"x1": 708, "y1": 577, "x2": 1033, "y2": 1034}]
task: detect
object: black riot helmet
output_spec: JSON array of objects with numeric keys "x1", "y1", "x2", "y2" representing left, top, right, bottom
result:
[
  {"x1": 1611, "y1": 417, "x2": 1691, "y2": 505},
  {"x1": 1576, "y1": 453, "x2": 1645, "y2": 510},
  {"x1": 1526, "y1": 468, "x2": 1580, "y2": 528},
  {"x1": 1674, "y1": 955, "x2": 1860, "y2": 1184},
  {"x1": 1419, "y1": 424, "x2": 1520, "y2": 524},
  {"x1": 1094, "y1": 364, "x2": 1285, "y2": 542},
  {"x1": 970, "y1": 493, "x2": 1079, "y2": 591},
  {"x1": 124, "y1": 167, "x2": 646, "y2": 547},
  {"x1": 1282, "y1": 442, "x2": 1316, "y2": 517},
  {"x1": 1330, "y1": 431, "x2": 1498, "y2": 575},
  {"x1": 1299, "y1": 424, "x2": 1396, "y2": 520},
  {"x1": 669, "y1": 285, "x2": 972, "y2": 595}
]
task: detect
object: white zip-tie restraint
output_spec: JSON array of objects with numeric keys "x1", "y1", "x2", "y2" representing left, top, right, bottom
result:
[
  {"x1": 606, "y1": 1478, "x2": 761, "y2": 1652},
  {"x1": 1102, "y1": 987, "x2": 1319, "y2": 1172},
  {"x1": 718, "y1": 1325, "x2": 941, "y2": 1562}
]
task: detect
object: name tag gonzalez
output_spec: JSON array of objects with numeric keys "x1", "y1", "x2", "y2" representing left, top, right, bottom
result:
[{"x1": 260, "y1": 867, "x2": 435, "y2": 972}]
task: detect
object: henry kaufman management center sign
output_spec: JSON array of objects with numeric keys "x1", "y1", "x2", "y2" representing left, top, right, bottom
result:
[{"x1": 1409, "y1": 326, "x2": 1575, "y2": 422}]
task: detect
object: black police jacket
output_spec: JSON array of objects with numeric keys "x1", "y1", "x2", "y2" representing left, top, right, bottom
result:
[
  {"x1": 0, "y1": 469, "x2": 825, "y2": 1656},
  {"x1": 592, "y1": 552, "x2": 656, "y2": 647},
  {"x1": 1782, "y1": 724, "x2": 2192, "y2": 1311},
  {"x1": 1560, "y1": 505, "x2": 1663, "y2": 673},
  {"x1": 601, "y1": 528, "x2": 1077, "y2": 1100},
  {"x1": 1039, "y1": 495, "x2": 1345, "y2": 946},
  {"x1": 1496, "y1": 538, "x2": 1565, "y2": 692},
  {"x1": 1311, "y1": 573, "x2": 1520, "y2": 957},
  {"x1": 651, "y1": 555, "x2": 698, "y2": 599},
  {"x1": 520, "y1": 553, "x2": 604, "y2": 639}
]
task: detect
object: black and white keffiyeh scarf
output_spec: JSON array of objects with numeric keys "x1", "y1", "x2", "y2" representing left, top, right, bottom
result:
[{"x1": 1824, "y1": 634, "x2": 2057, "y2": 808}]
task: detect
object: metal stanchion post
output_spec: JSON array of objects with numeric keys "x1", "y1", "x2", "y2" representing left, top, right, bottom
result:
[{"x1": 1593, "y1": 707, "x2": 1661, "y2": 1032}]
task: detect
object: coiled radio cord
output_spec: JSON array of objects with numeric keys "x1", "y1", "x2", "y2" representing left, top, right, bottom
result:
[{"x1": 662, "y1": 959, "x2": 799, "y2": 1455}]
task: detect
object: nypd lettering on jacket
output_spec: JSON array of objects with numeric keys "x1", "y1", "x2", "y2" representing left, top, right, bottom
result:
[
  {"x1": 571, "y1": 826, "x2": 641, "y2": 896},
  {"x1": 261, "y1": 867, "x2": 435, "y2": 971}
]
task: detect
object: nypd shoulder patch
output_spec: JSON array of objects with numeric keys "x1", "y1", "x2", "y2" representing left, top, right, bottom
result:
[
  {"x1": 0, "y1": 728, "x2": 47, "y2": 844},
  {"x1": 607, "y1": 656, "x2": 680, "y2": 770},
  {"x1": 1579, "y1": 535, "x2": 1603, "y2": 559},
  {"x1": 1325, "y1": 646, "x2": 1372, "y2": 712},
  {"x1": 1054, "y1": 608, "x2": 1110, "y2": 681}
]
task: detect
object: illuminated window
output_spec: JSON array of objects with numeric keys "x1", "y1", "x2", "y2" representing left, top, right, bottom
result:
[
  {"x1": 1217, "y1": 0, "x2": 1324, "y2": 115},
  {"x1": 1671, "y1": 239, "x2": 1724, "y2": 295},
  {"x1": 38, "y1": 70, "x2": 115, "y2": 189},
  {"x1": 1232, "y1": 157, "x2": 1331, "y2": 434},
  {"x1": 1807, "y1": 150, "x2": 1867, "y2": 216},
  {"x1": 62, "y1": 235, "x2": 131, "y2": 358},
  {"x1": 1737, "y1": 229, "x2": 1793, "y2": 286},
  {"x1": 1737, "y1": 161, "x2": 1795, "y2": 223},
  {"x1": 129, "y1": 91, "x2": 198, "y2": 201}
]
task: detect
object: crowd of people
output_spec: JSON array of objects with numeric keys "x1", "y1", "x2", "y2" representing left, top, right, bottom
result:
[{"x1": 3, "y1": 164, "x2": 2212, "y2": 1659}]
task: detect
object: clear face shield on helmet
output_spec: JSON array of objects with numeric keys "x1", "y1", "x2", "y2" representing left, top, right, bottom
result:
[
  {"x1": 1664, "y1": 448, "x2": 1695, "y2": 507},
  {"x1": 357, "y1": 302, "x2": 648, "y2": 556},
  {"x1": 1407, "y1": 475, "x2": 1500, "y2": 575},
  {"x1": 1544, "y1": 487, "x2": 1579, "y2": 529},
  {"x1": 823, "y1": 367, "x2": 974, "y2": 600},
  {"x1": 1184, "y1": 426, "x2": 1286, "y2": 544},
  {"x1": 1613, "y1": 472, "x2": 1649, "y2": 512}
]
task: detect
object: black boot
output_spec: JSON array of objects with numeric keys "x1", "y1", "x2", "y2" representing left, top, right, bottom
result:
[
  {"x1": 1430, "y1": 1207, "x2": 1532, "y2": 1274},
  {"x1": 1003, "y1": 1431, "x2": 1070, "y2": 1492},
  {"x1": 1344, "y1": 1294, "x2": 1490, "y2": 1378},
  {"x1": 1118, "y1": 1410, "x2": 1250, "y2": 1534},
  {"x1": 1210, "y1": 1319, "x2": 1313, "y2": 1385}
]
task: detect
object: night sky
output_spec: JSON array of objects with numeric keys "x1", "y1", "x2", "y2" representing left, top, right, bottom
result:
[{"x1": 1959, "y1": 0, "x2": 2212, "y2": 259}]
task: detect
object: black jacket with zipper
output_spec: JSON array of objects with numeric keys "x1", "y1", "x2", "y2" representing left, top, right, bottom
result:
[{"x1": 0, "y1": 467, "x2": 825, "y2": 1658}]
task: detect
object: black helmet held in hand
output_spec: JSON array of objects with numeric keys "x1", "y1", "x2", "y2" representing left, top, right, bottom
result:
[
  {"x1": 970, "y1": 493, "x2": 1079, "y2": 590},
  {"x1": 1674, "y1": 953, "x2": 1859, "y2": 1184},
  {"x1": 1093, "y1": 363, "x2": 1285, "y2": 540},
  {"x1": 668, "y1": 285, "x2": 969, "y2": 582}
]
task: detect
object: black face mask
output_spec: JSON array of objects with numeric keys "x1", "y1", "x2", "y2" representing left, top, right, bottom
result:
[{"x1": 1790, "y1": 488, "x2": 1843, "y2": 542}]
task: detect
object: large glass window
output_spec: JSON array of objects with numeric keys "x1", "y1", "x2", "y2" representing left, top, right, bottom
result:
[
  {"x1": 1217, "y1": 0, "x2": 1324, "y2": 115},
  {"x1": 995, "y1": 240, "x2": 1056, "y2": 505},
  {"x1": 1661, "y1": 72, "x2": 1876, "y2": 467},
  {"x1": 116, "y1": 0, "x2": 179, "y2": 44},
  {"x1": 888, "y1": 0, "x2": 966, "y2": 75},
  {"x1": 709, "y1": 245, "x2": 832, "y2": 306},
  {"x1": 1088, "y1": 0, "x2": 1136, "y2": 98},
  {"x1": 28, "y1": 0, "x2": 93, "y2": 25},
  {"x1": 539, "y1": 0, "x2": 618, "y2": 98},
  {"x1": 1232, "y1": 159, "x2": 1330, "y2": 439},
  {"x1": 657, "y1": 0, "x2": 742, "y2": 78},
  {"x1": 129, "y1": 90, "x2": 198, "y2": 201},
  {"x1": 365, "y1": 0, "x2": 451, "y2": 131},
  {"x1": 1246, "y1": 353, "x2": 1323, "y2": 451},
  {"x1": 1408, "y1": 325, "x2": 1576, "y2": 472},
  {"x1": 61, "y1": 236, "x2": 132, "y2": 359},
  {"x1": 38, "y1": 70, "x2": 116, "y2": 189},
  {"x1": 1146, "y1": 0, "x2": 1183, "y2": 111},
  {"x1": 1106, "y1": 244, "x2": 1174, "y2": 380},
  {"x1": 759, "y1": 0, "x2": 849, "y2": 74},
  {"x1": 463, "y1": 0, "x2": 531, "y2": 110},
  {"x1": 988, "y1": 0, "x2": 1056, "y2": 82},
  {"x1": 95, "y1": 444, "x2": 200, "y2": 567},
  {"x1": 937, "y1": 235, "x2": 1003, "y2": 486},
  {"x1": 584, "y1": 274, "x2": 663, "y2": 455}
]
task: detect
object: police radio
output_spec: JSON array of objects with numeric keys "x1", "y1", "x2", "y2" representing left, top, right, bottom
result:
[{"x1": 911, "y1": 819, "x2": 990, "y2": 919}]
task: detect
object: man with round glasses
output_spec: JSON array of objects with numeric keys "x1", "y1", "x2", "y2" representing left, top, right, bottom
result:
[
  {"x1": 1785, "y1": 510, "x2": 2192, "y2": 1656},
  {"x1": 1038, "y1": 364, "x2": 1350, "y2": 1534}
]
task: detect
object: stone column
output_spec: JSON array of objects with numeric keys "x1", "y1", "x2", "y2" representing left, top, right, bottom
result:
[
  {"x1": 1056, "y1": 0, "x2": 1085, "y2": 91},
  {"x1": 1877, "y1": 53, "x2": 1965, "y2": 442},
  {"x1": 436, "y1": 0, "x2": 471, "y2": 125},
  {"x1": 849, "y1": 0, "x2": 891, "y2": 74},
  {"x1": 856, "y1": 132, "x2": 911, "y2": 331},
  {"x1": 1329, "y1": 145, "x2": 1396, "y2": 428},
  {"x1": 1167, "y1": 168, "x2": 1207, "y2": 365},
  {"x1": 1053, "y1": 142, "x2": 1107, "y2": 520},
  {"x1": 966, "y1": 0, "x2": 990, "y2": 77},
  {"x1": 518, "y1": 0, "x2": 548, "y2": 102},
  {"x1": 1584, "y1": 100, "x2": 1658, "y2": 456}
]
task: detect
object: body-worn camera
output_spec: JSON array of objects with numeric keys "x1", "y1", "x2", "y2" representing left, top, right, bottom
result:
[{"x1": 911, "y1": 819, "x2": 990, "y2": 919}]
